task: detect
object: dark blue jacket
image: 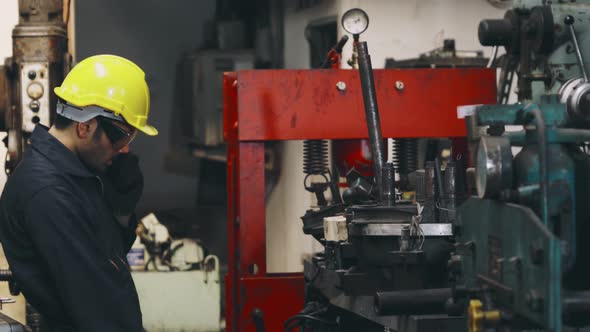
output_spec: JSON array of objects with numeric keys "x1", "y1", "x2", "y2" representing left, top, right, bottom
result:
[{"x1": 0, "y1": 125, "x2": 142, "y2": 331}]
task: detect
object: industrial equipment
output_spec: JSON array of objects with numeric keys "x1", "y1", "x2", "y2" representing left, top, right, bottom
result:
[
  {"x1": 0, "y1": 0, "x2": 69, "y2": 174},
  {"x1": 0, "y1": 312, "x2": 26, "y2": 332},
  {"x1": 294, "y1": 14, "x2": 487, "y2": 332},
  {"x1": 384, "y1": 39, "x2": 488, "y2": 69},
  {"x1": 341, "y1": 8, "x2": 368, "y2": 69},
  {"x1": 176, "y1": 49, "x2": 254, "y2": 152},
  {"x1": 127, "y1": 213, "x2": 222, "y2": 330},
  {"x1": 450, "y1": 1, "x2": 590, "y2": 331},
  {"x1": 132, "y1": 265, "x2": 222, "y2": 332},
  {"x1": 223, "y1": 19, "x2": 496, "y2": 332}
]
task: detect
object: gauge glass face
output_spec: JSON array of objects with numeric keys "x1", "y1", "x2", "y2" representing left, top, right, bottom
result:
[{"x1": 342, "y1": 8, "x2": 369, "y2": 34}]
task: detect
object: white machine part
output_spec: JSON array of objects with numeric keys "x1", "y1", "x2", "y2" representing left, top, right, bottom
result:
[
  {"x1": 137, "y1": 213, "x2": 208, "y2": 272},
  {"x1": 132, "y1": 255, "x2": 221, "y2": 332},
  {"x1": 323, "y1": 215, "x2": 348, "y2": 242},
  {"x1": 20, "y1": 62, "x2": 51, "y2": 133},
  {"x1": 130, "y1": 213, "x2": 221, "y2": 331},
  {"x1": 168, "y1": 239, "x2": 206, "y2": 271},
  {"x1": 140, "y1": 213, "x2": 171, "y2": 245}
]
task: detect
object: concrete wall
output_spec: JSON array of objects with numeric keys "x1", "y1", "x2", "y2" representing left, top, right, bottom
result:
[
  {"x1": 75, "y1": 0, "x2": 216, "y2": 214},
  {"x1": 267, "y1": 0, "x2": 506, "y2": 273}
]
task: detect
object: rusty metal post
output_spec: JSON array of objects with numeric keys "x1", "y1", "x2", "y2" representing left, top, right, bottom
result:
[{"x1": 2, "y1": 0, "x2": 69, "y2": 173}]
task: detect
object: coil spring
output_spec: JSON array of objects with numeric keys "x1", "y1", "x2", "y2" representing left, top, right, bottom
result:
[
  {"x1": 392, "y1": 138, "x2": 419, "y2": 176},
  {"x1": 303, "y1": 140, "x2": 329, "y2": 175}
]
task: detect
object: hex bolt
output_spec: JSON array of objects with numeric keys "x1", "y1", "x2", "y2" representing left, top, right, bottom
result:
[
  {"x1": 395, "y1": 80, "x2": 405, "y2": 91},
  {"x1": 336, "y1": 81, "x2": 347, "y2": 91}
]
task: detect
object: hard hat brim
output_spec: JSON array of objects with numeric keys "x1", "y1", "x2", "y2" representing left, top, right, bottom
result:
[{"x1": 138, "y1": 124, "x2": 158, "y2": 136}]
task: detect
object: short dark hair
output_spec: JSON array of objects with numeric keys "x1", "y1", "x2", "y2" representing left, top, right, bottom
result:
[{"x1": 53, "y1": 113, "x2": 75, "y2": 130}]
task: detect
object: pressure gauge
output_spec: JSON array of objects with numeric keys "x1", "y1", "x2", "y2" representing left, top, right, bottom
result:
[{"x1": 341, "y1": 8, "x2": 369, "y2": 35}]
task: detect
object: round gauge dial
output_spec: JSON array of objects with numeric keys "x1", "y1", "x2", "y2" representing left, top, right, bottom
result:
[{"x1": 341, "y1": 8, "x2": 369, "y2": 35}]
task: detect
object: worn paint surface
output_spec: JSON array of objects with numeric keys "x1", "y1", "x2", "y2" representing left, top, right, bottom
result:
[{"x1": 233, "y1": 69, "x2": 496, "y2": 141}]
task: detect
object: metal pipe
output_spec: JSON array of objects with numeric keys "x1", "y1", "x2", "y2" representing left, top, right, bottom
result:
[
  {"x1": 565, "y1": 15, "x2": 589, "y2": 83},
  {"x1": 486, "y1": 46, "x2": 499, "y2": 68},
  {"x1": 381, "y1": 163, "x2": 395, "y2": 206},
  {"x1": 357, "y1": 41, "x2": 385, "y2": 202},
  {"x1": 528, "y1": 106, "x2": 549, "y2": 226},
  {"x1": 563, "y1": 291, "x2": 590, "y2": 315},
  {"x1": 562, "y1": 291, "x2": 590, "y2": 326},
  {"x1": 554, "y1": 128, "x2": 590, "y2": 142},
  {"x1": 443, "y1": 161, "x2": 456, "y2": 222},
  {"x1": 424, "y1": 161, "x2": 436, "y2": 222},
  {"x1": 434, "y1": 158, "x2": 445, "y2": 200},
  {"x1": 375, "y1": 288, "x2": 452, "y2": 316},
  {"x1": 434, "y1": 157, "x2": 445, "y2": 222}
]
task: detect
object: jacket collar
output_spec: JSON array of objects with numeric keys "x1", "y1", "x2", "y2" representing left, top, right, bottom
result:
[{"x1": 30, "y1": 125, "x2": 95, "y2": 178}]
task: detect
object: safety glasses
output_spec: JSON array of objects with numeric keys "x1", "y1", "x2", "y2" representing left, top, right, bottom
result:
[{"x1": 96, "y1": 117, "x2": 138, "y2": 150}]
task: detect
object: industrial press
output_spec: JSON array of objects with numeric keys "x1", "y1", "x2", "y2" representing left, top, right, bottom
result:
[
  {"x1": 222, "y1": 8, "x2": 498, "y2": 332},
  {"x1": 293, "y1": 1, "x2": 590, "y2": 331},
  {"x1": 294, "y1": 9, "x2": 483, "y2": 332}
]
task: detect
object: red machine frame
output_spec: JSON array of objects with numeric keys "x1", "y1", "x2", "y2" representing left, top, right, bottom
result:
[{"x1": 224, "y1": 68, "x2": 496, "y2": 332}]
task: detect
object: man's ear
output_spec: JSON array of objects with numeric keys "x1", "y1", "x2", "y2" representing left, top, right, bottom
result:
[{"x1": 76, "y1": 119, "x2": 97, "y2": 139}]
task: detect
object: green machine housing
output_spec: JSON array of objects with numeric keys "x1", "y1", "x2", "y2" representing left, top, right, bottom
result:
[{"x1": 455, "y1": 0, "x2": 590, "y2": 331}]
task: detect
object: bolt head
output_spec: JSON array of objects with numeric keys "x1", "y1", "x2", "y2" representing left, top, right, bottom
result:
[
  {"x1": 395, "y1": 81, "x2": 405, "y2": 91},
  {"x1": 336, "y1": 81, "x2": 347, "y2": 91}
]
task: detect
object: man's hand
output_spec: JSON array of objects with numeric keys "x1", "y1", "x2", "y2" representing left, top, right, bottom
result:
[{"x1": 101, "y1": 153, "x2": 144, "y2": 216}]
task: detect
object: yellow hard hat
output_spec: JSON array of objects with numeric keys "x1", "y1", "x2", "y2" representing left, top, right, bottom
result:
[{"x1": 54, "y1": 54, "x2": 158, "y2": 136}]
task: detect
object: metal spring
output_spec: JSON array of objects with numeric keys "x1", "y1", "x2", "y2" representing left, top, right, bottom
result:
[
  {"x1": 392, "y1": 138, "x2": 419, "y2": 176},
  {"x1": 0, "y1": 269, "x2": 12, "y2": 281},
  {"x1": 303, "y1": 140, "x2": 329, "y2": 175}
]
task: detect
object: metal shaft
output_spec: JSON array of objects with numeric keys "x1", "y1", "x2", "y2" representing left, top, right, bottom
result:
[
  {"x1": 566, "y1": 15, "x2": 589, "y2": 83},
  {"x1": 528, "y1": 106, "x2": 548, "y2": 226},
  {"x1": 375, "y1": 288, "x2": 452, "y2": 316},
  {"x1": 357, "y1": 41, "x2": 385, "y2": 201},
  {"x1": 382, "y1": 163, "x2": 395, "y2": 206},
  {"x1": 434, "y1": 158, "x2": 444, "y2": 222}
]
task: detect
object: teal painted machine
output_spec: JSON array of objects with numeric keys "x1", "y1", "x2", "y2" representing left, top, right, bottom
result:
[{"x1": 454, "y1": 1, "x2": 590, "y2": 331}]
